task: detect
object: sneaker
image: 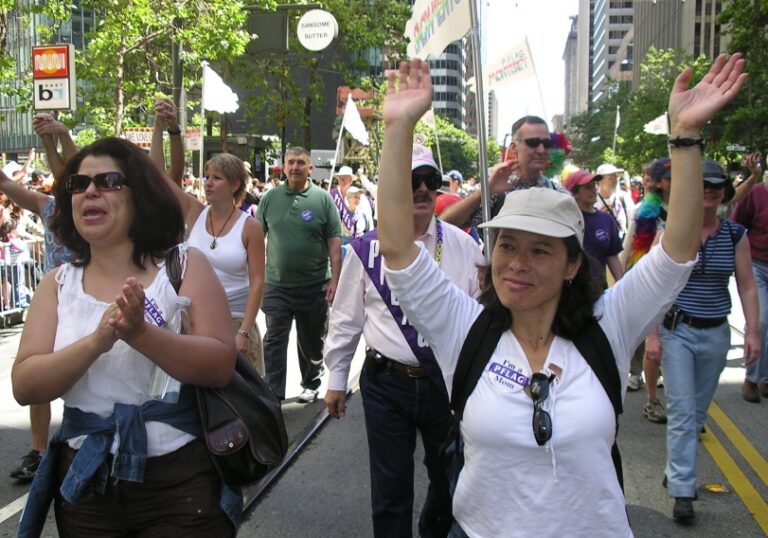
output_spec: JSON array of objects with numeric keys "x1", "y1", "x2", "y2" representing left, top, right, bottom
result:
[
  {"x1": 743, "y1": 380, "x2": 761, "y2": 403},
  {"x1": 672, "y1": 497, "x2": 695, "y2": 523},
  {"x1": 9, "y1": 450, "x2": 42, "y2": 482},
  {"x1": 297, "y1": 388, "x2": 319, "y2": 403},
  {"x1": 627, "y1": 374, "x2": 643, "y2": 392},
  {"x1": 643, "y1": 398, "x2": 667, "y2": 424}
]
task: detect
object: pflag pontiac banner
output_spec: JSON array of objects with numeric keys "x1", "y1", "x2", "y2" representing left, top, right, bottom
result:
[
  {"x1": 485, "y1": 40, "x2": 535, "y2": 90},
  {"x1": 341, "y1": 96, "x2": 369, "y2": 145},
  {"x1": 405, "y1": 0, "x2": 471, "y2": 60},
  {"x1": 202, "y1": 63, "x2": 239, "y2": 114}
]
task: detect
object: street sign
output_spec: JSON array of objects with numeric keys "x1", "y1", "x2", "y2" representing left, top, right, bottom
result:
[
  {"x1": 296, "y1": 9, "x2": 338, "y2": 52},
  {"x1": 726, "y1": 144, "x2": 748, "y2": 152},
  {"x1": 32, "y1": 44, "x2": 76, "y2": 111}
]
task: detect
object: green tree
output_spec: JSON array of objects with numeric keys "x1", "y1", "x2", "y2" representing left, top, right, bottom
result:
[
  {"x1": 719, "y1": 0, "x2": 768, "y2": 153},
  {"x1": 415, "y1": 114, "x2": 500, "y2": 176}
]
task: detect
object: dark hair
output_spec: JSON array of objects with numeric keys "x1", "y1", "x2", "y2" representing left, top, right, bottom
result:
[
  {"x1": 511, "y1": 115, "x2": 548, "y2": 138},
  {"x1": 50, "y1": 137, "x2": 184, "y2": 268},
  {"x1": 478, "y1": 234, "x2": 601, "y2": 338},
  {"x1": 205, "y1": 153, "x2": 247, "y2": 204}
]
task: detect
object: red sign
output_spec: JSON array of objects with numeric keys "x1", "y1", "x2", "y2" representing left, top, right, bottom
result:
[{"x1": 33, "y1": 46, "x2": 71, "y2": 79}]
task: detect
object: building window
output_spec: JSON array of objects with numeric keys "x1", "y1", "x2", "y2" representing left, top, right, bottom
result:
[{"x1": 609, "y1": 15, "x2": 633, "y2": 24}]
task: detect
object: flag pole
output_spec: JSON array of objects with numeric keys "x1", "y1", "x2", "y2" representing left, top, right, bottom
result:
[
  {"x1": 469, "y1": 0, "x2": 491, "y2": 259},
  {"x1": 199, "y1": 61, "x2": 207, "y2": 193},
  {"x1": 431, "y1": 108, "x2": 444, "y2": 173},
  {"x1": 330, "y1": 105, "x2": 346, "y2": 177},
  {"x1": 525, "y1": 36, "x2": 549, "y2": 123},
  {"x1": 612, "y1": 105, "x2": 620, "y2": 153}
]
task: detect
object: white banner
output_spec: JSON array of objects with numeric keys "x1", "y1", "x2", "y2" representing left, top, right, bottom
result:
[
  {"x1": 342, "y1": 96, "x2": 369, "y2": 145},
  {"x1": 202, "y1": 64, "x2": 239, "y2": 114},
  {"x1": 485, "y1": 40, "x2": 535, "y2": 90},
  {"x1": 405, "y1": 0, "x2": 471, "y2": 60},
  {"x1": 643, "y1": 113, "x2": 668, "y2": 135}
]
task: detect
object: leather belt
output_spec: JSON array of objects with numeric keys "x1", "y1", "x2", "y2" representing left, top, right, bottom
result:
[
  {"x1": 663, "y1": 310, "x2": 727, "y2": 330},
  {"x1": 386, "y1": 359, "x2": 429, "y2": 378}
]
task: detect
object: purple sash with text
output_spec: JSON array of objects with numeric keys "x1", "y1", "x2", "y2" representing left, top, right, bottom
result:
[
  {"x1": 330, "y1": 187, "x2": 359, "y2": 237},
  {"x1": 351, "y1": 231, "x2": 447, "y2": 395}
]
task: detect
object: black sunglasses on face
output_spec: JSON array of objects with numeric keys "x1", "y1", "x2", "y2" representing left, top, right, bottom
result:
[
  {"x1": 703, "y1": 180, "x2": 726, "y2": 190},
  {"x1": 67, "y1": 172, "x2": 130, "y2": 194},
  {"x1": 530, "y1": 372, "x2": 556, "y2": 446},
  {"x1": 411, "y1": 172, "x2": 441, "y2": 191},
  {"x1": 519, "y1": 137, "x2": 554, "y2": 150}
]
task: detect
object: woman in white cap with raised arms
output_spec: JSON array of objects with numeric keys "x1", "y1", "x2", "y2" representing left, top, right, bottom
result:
[{"x1": 375, "y1": 55, "x2": 746, "y2": 537}]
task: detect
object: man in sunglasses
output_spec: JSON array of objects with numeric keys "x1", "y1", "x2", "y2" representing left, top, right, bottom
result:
[
  {"x1": 324, "y1": 144, "x2": 483, "y2": 538},
  {"x1": 440, "y1": 115, "x2": 562, "y2": 230}
]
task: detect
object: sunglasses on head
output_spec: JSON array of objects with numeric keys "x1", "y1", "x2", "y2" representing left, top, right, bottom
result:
[
  {"x1": 67, "y1": 172, "x2": 130, "y2": 194},
  {"x1": 518, "y1": 137, "x2": 554, "y2": 150},
  {"x1": 530, "y1": 372, "x2": 556, "y2": 446},
  {"x1": 411, "y1": 171, "x2": 442, "y2": 191}
]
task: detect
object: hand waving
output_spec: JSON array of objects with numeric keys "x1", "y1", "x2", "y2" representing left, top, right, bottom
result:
[
  {"x1": 668, "y1": 53, "x2": 747, "y2": 134},
  {"x1": 382, "y1": 59, "x2": 433, "y2": 127}
]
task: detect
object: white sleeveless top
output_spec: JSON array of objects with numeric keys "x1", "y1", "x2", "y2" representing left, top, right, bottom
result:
[
  {"x1": 55, "y1": 257, "x2": 196, "y2": 456},
  {"x1": 187, "y1": 206, "x2": 250, "y2": 317}
]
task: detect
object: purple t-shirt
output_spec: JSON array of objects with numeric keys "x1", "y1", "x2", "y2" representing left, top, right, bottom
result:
[
  {"x1": 731, "y1": 182, "x2": 768, "y2": 264},
  {"x1": 582, "y1": 210, "x2": 622, "y2": 277}
]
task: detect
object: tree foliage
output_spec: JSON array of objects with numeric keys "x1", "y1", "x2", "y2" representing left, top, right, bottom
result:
[{"x1": 415, "y1": 114, "x2": 500, "y2": 176}]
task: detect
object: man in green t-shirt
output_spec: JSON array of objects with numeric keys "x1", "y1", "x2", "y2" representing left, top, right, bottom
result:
[{"x1": 257, "y1": 146, "x2": 342, "y2": 402}]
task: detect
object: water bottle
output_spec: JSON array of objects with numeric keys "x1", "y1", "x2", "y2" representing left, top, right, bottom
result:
[{"x1": 148, "y1": 296, "x2": 190, "y2": 403}]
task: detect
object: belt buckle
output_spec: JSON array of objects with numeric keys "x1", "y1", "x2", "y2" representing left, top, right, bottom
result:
[{"x1": 404, "y1": 365, "x2": 421, "y2": 378}]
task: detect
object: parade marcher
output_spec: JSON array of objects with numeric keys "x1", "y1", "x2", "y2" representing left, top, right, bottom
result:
[
  {"x1": 661, "y1": 158, "x2": 759, "y2": 522},
  {"x1": 5, "y1": 117, "x2": 75, "y2": 483},
  {"x1": 622, "y1": 158, "x2": 673, "y2": 422},
  {"x1": 564, "y1": 169, "x2": 624, "y2": 285},
  {"x1": 375, "y1": 54, "x2": 746, "y2": 537},
  {"x1": 595, "y1": 163, "x2": 633, "y2": 240},
  {"x1": 446, "y1": 169, "x2": 465, "y2": 197},
  {"x1": 731, "y1": 152, "x2": 768, "y2": 402},
  {"x1": 330, "y1": 165, "x2": 374, "y2": 246},
  {"x1": 156, "y1": 104, "x2": 266, "y2": 375},
  {"x1": 257, "y1": 146, "x2": 342, "y2": 403},
  {"x1": 324, "y1": 144, "x2": 483, "y2": 537},
  {"x1": 13, "y1": 137, "x2": 240, "y2": 536},
  {"x1": 440, "y1": 115, "x2": 559, "y2": 229}
]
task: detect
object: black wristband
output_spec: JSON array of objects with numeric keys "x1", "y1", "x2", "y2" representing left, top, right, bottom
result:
[
  {"x1": 667, "y1": 136, "x2": 705, "y2": 149},
  {"x1": 167, "y1": 128, "x2": 181, "y2": 135}
]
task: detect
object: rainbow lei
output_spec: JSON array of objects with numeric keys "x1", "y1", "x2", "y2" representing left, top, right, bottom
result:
[{"x1": 626, "y1": 191, "x2": 663, "y2": 270}]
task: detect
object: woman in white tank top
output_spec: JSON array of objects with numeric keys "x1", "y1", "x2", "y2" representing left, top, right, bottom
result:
[{"x1": 167, "y1": 151, "x2": 266, "y2": 374}]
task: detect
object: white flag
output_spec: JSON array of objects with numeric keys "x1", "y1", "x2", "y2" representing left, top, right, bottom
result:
[
  {"x1": 615, "y1": 106, "x2": 621, "y2": 131},
  {"x1": 643, "y1": 112, "x2": 668, "y2": 135},
  {"x1": 485, "y1": 40, "x2": 535, "y2": 90},
  {"x1": 404, "y1": 0, "x2": 471, "y2": 59},
  {"x1": 202, "y1": 64, "x2": 239, "y2": 114},
  {"x1": 342, "y1": 96, "x2": 369, "y2": 145},
  {"x1": 420, "y1": 108, "x2": 437, "y2": 128}
]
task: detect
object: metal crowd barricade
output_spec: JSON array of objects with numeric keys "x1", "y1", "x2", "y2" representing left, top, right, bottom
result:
[{"x1": 0, "y1": 237, "x2": 44, "y2": 327}]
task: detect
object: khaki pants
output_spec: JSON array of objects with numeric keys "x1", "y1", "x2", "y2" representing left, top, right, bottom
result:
[{"x1": 232, "y1": 317, "x2": 264, "y2": 376}]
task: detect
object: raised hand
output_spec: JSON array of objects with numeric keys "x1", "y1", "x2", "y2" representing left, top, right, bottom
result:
[
  {"x1": 154, "y1": 98, "x2": 180, "y2": 131},
  {"x1": 382, "y1": 59, "x2": 433, "y2": 127},
  {"x1": 668, "y1": 53, "x2": 747, "y2": 134}
]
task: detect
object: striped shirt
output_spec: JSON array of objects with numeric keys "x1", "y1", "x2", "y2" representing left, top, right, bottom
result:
[{"x1": 675, "y1": 219, "x2": 746, "y2": 318}]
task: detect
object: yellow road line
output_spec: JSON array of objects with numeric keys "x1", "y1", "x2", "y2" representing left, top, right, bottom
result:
[
  {"x1": 700, "y1": 426, "x2": 768, "y2": 534},
  {"x1": 709, "y1": 402, "x2": 768, "y2": 487}
]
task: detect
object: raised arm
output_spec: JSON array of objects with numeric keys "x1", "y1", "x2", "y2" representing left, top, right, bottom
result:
[
  {"x1": 0, "y1": 168, "x2": 49, "y2": 216},
  {"x1": 663, "y1": 53, "x2": 747, "y2": 263},
  {"x1": 440, "y1": 160, "x2": 518, "y2": 227},
  {"x1": 730, "y1": 152, "x2": 763, "y2": 207},
  {"x1": 377, "y1": 60, "x2": 434, "y2": 269},
  {"x1": 151, "y1": 98, "x2": 186, "y2": 186}
]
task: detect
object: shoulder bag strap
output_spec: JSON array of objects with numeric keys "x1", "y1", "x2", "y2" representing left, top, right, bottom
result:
[{"x1": 451, "y1": 310, "x2": 504, "y2": 420}]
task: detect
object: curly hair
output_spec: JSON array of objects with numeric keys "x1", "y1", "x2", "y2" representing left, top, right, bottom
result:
[
  {"x1": 477, "y1": 233, "x2": 601, "y2": 338},
  {"x1": 205, "y1": 153, "x2": 247, "y2": 205},
  {"x1": 50, "y1": 137, "x2": 184, "y2": 268}
]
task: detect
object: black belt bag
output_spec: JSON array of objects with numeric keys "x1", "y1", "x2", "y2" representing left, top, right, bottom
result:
[{"x1": 663, "y1": 306, "x2": 727, "y2": 331}]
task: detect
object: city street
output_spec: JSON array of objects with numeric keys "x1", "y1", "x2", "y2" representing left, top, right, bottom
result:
[{"x1": 0, "y1": 299, "x2": 766, "y2": 536}]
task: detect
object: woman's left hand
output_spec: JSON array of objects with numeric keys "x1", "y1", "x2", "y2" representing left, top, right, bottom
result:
[
  {"x1": 744, "y1": 332, "x2": 760, "y2": 366},
  {"x1": 110, "y1": 277, "x2": 148, "y2": 343},
  {"x1": 668, "y1": 53, "x2": 748, "y2": 134}
]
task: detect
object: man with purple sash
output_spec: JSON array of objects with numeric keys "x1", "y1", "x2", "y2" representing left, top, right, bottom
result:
[
  {"x1": 324, "y1": 145, "x2": 483, "y2": 538},
  {"x1": 330, "y1": 165, "x2": 374, "y2": 245}
]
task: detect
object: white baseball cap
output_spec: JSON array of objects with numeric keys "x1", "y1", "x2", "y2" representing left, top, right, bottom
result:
[
  {"x1": 596, "y1": 163, "x2": 623, "y2": 176},
  {"x1": 479, "y1": 187, "x2": 585, "y2": 246},
  {"x1": 335, "y1": 165, "x2": 354, "y2": 177}
]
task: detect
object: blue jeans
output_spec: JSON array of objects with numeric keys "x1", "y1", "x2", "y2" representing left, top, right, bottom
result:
[
  {"x1": 360, "y1": 365, "x2": 452, "y2": 538},
  {"x1": 748, "y1": 260, "x2": 768, "y2": 384},
  {"x1": 661, "y1": 321, "x2": 730, "y2": 498}
]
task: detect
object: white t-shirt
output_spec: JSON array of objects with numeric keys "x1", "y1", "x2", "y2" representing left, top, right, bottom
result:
[{"x1": 384, "y1": 242, "x2": 694, "y2": 537}]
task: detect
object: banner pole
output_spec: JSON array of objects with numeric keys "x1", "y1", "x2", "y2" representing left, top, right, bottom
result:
[
  {"x1": 432, "y1": 108, "x2": 444, "y2": 173},
  {"x1": 469, "y1": 0, "x2": 491, "y2": 259},
  {"x1": 199, "y1": 61, "x2": 207, "y2": 193}
]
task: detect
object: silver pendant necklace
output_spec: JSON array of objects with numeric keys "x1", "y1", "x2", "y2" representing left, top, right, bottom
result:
[{"x1": 209, "y1": 206, "x2": 237, "y2": 249}]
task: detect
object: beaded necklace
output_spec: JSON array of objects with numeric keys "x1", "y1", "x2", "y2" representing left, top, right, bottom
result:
[{"x1": 434, "y1": 216, "x2": 444, "y2": 264}]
